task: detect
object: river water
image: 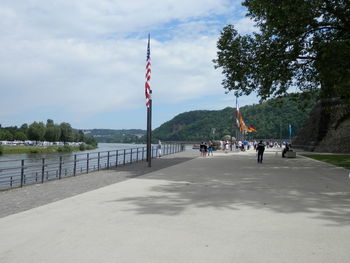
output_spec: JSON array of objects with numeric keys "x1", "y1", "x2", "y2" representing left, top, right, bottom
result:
[
  {"x1": 0, "y1": 143, "x2": 145, "y2": 162},
  {"x1": 0, "y1": 143, "x2": 175, "y2": 190}
]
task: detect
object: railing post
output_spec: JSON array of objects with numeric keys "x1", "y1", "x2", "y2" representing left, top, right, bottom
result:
[
  {"x1": 116, "y1": 150, "x2": 118, "y2": 167},
  {"x1": 59, "y1": 156, "x2": 62, "y2": 179},
  {"x1": 20, "y1": 159, "x2": 24, "y2": 187},
  {"x1": 86, "y1": 153, "x2": 89, "y2": 173},
  {"x1": 136, "y1": 148, "x2": 139, "y2": 162},
  {"x1": 73, "y1": 154, "x2": 77, "y2": 176},
  {"x1": 130, "y1": 149, "x2": 133, "y2": 163},
  {"x1": 142, "y1": 147, "x2": 145, "y2": 161},
  {"x1": 41, "y1": 158, "x2": 45, "y2": 183},
  {"x1": 107, "y1": 151, "x2": 110, "y2": 169},
  {"x1": 123, "y1": 149, "x2": 126, "y2": 165},
  {"x1": 98, "y1": 152, "x2": 100, "y2": 171}
]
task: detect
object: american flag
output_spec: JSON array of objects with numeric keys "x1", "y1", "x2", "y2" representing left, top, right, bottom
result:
[{"x1": 145, "y1": 34, "x2": 151, "y2": 107}]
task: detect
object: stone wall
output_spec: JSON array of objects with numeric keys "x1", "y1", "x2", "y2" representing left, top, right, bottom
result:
[{"x1": 293, "y1": 99, "x2": 350, "y2": 153}]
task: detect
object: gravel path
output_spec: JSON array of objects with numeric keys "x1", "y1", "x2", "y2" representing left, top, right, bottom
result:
[{"x1": 0, "y1": 151, "x2": 196, "y2": 218}]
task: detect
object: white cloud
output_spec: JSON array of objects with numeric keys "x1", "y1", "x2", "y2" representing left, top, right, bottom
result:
[
  {"x1": 0, "y1": 0, "x2": 247, "y2": 127},
  {"x1": 234, "y1": 17, "x2": 257, "y2": 34},
  {"x1": 0, "y1": 0, "x2": 237, "y2": 40}
]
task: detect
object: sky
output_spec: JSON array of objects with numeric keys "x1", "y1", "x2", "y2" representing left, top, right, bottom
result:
[{"x1": 0, "y1": 0, "x2": 258, "y2": 130}]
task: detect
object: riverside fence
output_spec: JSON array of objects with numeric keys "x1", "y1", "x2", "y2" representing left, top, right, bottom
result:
[{"x1": 0, "y1": 144, "x2": 184, "y2": 191}]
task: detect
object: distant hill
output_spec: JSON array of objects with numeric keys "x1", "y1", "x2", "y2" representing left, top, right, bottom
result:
[
  {"x1": 85, "y1": 129, "x2": 146, "y2": 143},
  {"x1": 152, "y1": 94, "x2": 316, "y2": 141}
]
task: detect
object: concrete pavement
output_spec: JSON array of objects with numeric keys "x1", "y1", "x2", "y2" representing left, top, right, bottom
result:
[{"x1": 0, "y1": 149, "x2": 349, "y2": 262}]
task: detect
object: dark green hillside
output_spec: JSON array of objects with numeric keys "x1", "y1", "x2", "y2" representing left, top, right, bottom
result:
[
  {"x1": 87, "y1": 129, "x2": 145, "y2": 136},
  {"x1": 85, "y1": 129, "x2": 146, "y2": 143},
  {"x1": 153, "y1": 108, "x2": 235, "y2": 141},
  {"x1": 153, "y1": 94, "x2": 316, "y2": 141}
]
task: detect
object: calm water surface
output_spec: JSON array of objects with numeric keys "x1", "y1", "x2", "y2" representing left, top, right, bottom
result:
[
  {"x1": 0, "y1": 143, "x2": 164, "y2": 189},
  {"x1": 0, "y1": 143, "x2": 146, "y2": 163}
]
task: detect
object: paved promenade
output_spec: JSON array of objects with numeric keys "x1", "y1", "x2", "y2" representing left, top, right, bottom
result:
[{"x1": 0, "y1": 149, "x2": 349, "y2": 262}]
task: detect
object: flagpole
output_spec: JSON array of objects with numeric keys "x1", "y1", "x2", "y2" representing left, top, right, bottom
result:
[
  {"x1": 145, "y1": 33, "x2": 152, "y2": 167},
  {"x1": 235, "y1": 96, "x2": 239, "y2": 141},
  {"x1": 147, "y1": 91, "x2": 152, "y2": 167}
]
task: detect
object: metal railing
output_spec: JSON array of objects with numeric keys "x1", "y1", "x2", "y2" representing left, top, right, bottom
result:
[{"x1": 0, "y1": 144, "x2": 184, "y2": 191}]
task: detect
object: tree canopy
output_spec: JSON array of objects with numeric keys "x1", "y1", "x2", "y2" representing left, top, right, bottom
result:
[
  {"x1": 0, "y1": 119, "x2": 96, "y2": 146},
  {"x1": 214, "y1": 0, "x2": 350, "y2": 101}
]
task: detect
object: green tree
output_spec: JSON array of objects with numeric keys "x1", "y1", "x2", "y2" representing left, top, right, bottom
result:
[
  {"x1": 59, "y1": 122, "x2": 73, "y2": 143},
  {"x1": 45, "y1": 125, "x2": 61, "y2": 142},
  {"x1": 27, "y1": 122, "x2": 46, "y2": 142},
  {"x1": 46, "y1": 119, "x2": 54, "y2": 127},
  {"x1": 14, "y1": 131, "x2": 27, "y2": 141},
  {"x1": 20, "y1": 123, "x2": 28, "y2": 134},
  {"x1": 78, "y1": 130, "x2": 85, "y2": 142},
  {"x1": 214, "y1": 0, "x2": 350, "y2": 101},
  {"x1": 44, "y1": 119, "x2": 61, "y2": 142},
  {"x1": 84, "y1": 136, "x2": 97, "y2": 147},
  {"x1": 0, "y1": 130, "x2": 13, "y2": 140}
]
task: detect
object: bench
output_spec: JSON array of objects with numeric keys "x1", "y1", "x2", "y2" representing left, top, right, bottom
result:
[{"x1": 285, "y1": 151, "x2": 296, "y2": 158}]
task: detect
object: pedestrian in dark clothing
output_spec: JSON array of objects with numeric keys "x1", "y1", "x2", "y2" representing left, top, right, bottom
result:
[
  {"x1": 199, "y1": 142, "x2": 205, "y2": 157},
  {"x1": 282, "y1": 143, "x2": 290, "y2": 158},
  {"x1": 256, "y1": 140, "x2": 265, "y2": 163}
]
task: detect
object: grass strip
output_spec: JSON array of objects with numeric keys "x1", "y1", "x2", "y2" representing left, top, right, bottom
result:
[
  {"x1": 303, "y1": 154, "x2": 350, "y2": 170},
  {"x1": 1, "y1": 145, "x2": 80, "y2": 154}
]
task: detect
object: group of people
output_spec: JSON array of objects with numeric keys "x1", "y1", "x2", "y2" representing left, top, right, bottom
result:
[
  {"x1": 196, "y1": 139, "x2": 294, "y2": 164},
  {"x1": 199, "y1": 141, "x2": 214, "y2": 157}
]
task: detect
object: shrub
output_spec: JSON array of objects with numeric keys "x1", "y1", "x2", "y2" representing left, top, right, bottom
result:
[
  {"x1": 79, "y1": 143, "x2": 86, "y2": 151},
  {"x1": 57, "y1": 145, "x2": 73, "y2": 152},
  {"x1": 85, "y1": 144, "x2": 96, "y2": 150}
]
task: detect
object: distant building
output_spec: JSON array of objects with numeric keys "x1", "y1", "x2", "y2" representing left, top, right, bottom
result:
[{"x1": 82, "y1": 130, "x2": 92, "y2": 134}]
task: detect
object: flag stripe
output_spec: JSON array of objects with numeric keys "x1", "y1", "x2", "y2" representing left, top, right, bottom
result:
[{"x1": 145, "y1": 34, "x2": 151, "y2": 107}]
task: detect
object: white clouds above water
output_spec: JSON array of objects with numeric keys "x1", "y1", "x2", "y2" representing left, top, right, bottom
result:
[{"x1": 0, "y1": 0, "x2": 257, "y2": 128}]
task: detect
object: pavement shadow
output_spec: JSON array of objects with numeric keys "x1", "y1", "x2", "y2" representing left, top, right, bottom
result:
[
  {"x1": 109, "y1": 155, "x2": 196, "y2": 179},
  {"x1": 111, "y1": 152, "x2": 350, "y2": 227}
]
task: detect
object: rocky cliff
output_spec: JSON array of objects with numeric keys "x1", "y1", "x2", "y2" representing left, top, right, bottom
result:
[{"x1": 293, "y1": 99, "x2": 350, "y2": 153}]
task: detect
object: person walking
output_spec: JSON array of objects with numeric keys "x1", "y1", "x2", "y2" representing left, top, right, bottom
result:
[
  {"x1": 256, "y1": 140, "x2": 265, "y2": 163},
  {"x1": 225, "y1": 141, "x2": 230, "y2": 153},
  {"x1": 208, "y1": 141, "x2": 214, "y2": 156},
  {"x1": 204, "y1": 143, "x2": 208, "y2": 157},
  {"x1": 199, "y1": 142, "x2": 205, "y2": 157},
  {"x1": 157, "y1": 140, "x2": 162, "y2": 158}
]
